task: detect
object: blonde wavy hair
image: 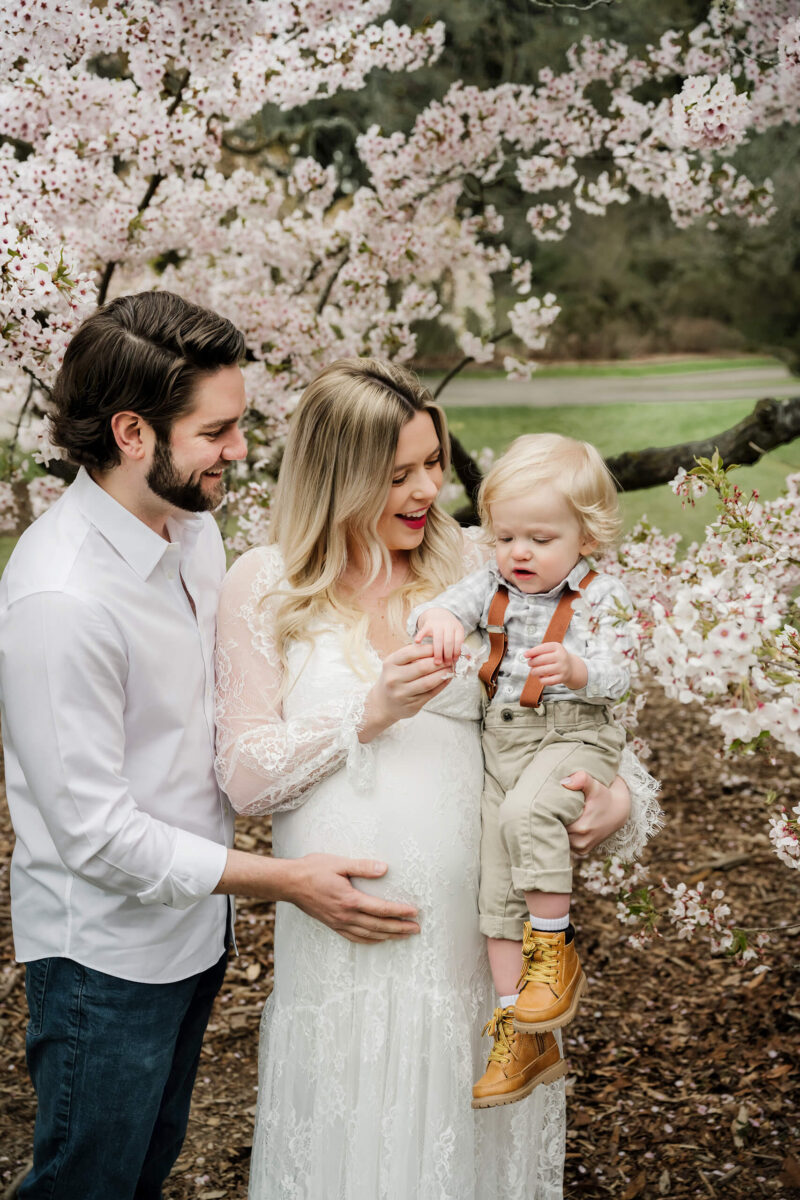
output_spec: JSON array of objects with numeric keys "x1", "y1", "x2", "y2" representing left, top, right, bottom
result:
[
  {"x1": 478, "y1": 432, "x2": 622, "y2": 552},
  {"x1": 268, "y1": 357, "x2": 464, "y2": 672}
]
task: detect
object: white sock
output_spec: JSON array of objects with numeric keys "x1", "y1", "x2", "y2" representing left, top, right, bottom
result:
[
  {"x1": 528, "y1": 912, "x2": 569, "y2": 932},
  {"x1": 499, "y1": 993, "x2": 519, "y2": 1009}
]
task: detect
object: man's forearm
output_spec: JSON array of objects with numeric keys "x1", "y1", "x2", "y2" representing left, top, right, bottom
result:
[
  {"x1": 212, "y1": 848, "x2": 300, "y2": 902},
  {"x1": 212, "y1": 849, "x2": 420, "y2": 944}
]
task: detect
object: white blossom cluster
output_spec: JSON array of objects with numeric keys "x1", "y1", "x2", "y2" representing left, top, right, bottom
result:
[
  {"x1": 604, "y1": 466, "x2": 800, "y2": 759},
  {"x1": 581, "y1": 856, "x2": 772, "y2": 963},
  {"x1": 577, "y1": 458, "x2": 800, "y2": 958},
  {"x1": 768, "y1": 801, "x2": 800, "y2": 868},
  {"x1": 672, "y1": 75, "x2": 752, "y2": 150},
  {"x1": 0, "y1": 204, "x2": 95, "y2": 380}
]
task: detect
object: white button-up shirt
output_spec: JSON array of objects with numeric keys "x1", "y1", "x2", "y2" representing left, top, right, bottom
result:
[
  {"x1": 0, "y1": 468, "x2": 232, "y2": 983},
  {"x1": 411, "y1": 557, "x2": 633, "y2": 706}
]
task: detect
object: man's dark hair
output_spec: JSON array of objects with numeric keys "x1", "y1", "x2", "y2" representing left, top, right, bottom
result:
[{"x1": 49, "y1": 291, "x2": 246, "y2": 471}]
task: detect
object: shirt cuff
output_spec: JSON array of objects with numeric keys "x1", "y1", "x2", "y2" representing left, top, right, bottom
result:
[
  {"x1": 584, "y1": 660, "x2": 609, "y2": 700},
  {"x1": 136, "y1": 830, "x2": 229, "y2": 910}
]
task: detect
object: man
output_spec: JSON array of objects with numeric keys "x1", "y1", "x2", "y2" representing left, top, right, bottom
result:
[{"x1": 0, "y1": 291, "x2": 419, "y2": 1200}]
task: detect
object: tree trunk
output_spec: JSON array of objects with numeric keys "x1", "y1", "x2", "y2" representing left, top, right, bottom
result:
[
  {"x1": 606, "y1": 395, "x2": 800, "y2": 491},
  {"x1": 449, "y1": 393, "x2": 800, "y2": 519}
]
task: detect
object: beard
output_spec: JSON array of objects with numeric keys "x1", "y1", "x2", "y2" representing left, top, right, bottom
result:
[{"x1": 146, "y1": 438, "x2": 224, "y2": 513}]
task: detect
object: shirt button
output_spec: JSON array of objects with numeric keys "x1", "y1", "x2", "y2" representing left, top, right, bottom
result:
[{"x1": 501, "y1": 709, "x2": 513, "y2": 722}]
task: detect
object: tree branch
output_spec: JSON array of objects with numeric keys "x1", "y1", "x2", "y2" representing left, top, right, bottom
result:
[
  {"x1": 96, "y1": 69, "x2": 190, "y2": 307},
  {"x1": 21, "y1": 365, "x2": 51, "y2": 396},
  {"x1": 449, "y1": 432, "x2": 484, "y2": 521},
  {"x1": 0, "y1": 133, "x2": 34, "y2": 160},
  {"x1": 6, "y1": 375, "x2": 37, "y2": 472},
  {"x1": 734, "y1": 921, "x2": 800, "y2": 935},
  {"x1": 432, "y1": 328, "x2": 513, "y2": 401},
  {"x1": 96, "y1": 259, "x2": 117, "y2": 308},
  {"x1": 222, "y1": 132, "x2": 272, "y2": 156},
  {"x1": 529, "y1": 0, "x2": 616, "y2": 8},
  {"x1": 315, "y1": 250, "x2": 349, "y2": 314},
  {"x1": 606, "y1": 395, "x2": 800, "y2": 492}
]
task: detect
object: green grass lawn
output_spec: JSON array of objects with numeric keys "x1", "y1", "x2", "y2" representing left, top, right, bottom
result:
[
  {"x1": 0, "y1": 536, "x2": 16, "y2": 575},
  {"x1": 443, "y1": 399, "x2": 800, "y2": 546},
  {"x1": 425, "y1": 354, "x2": 781, "y2": 383}
]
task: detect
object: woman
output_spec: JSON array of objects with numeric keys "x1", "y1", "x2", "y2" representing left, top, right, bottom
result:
[{"x1": 215, "y1": 359, "x2": 661, "y2": 1199}]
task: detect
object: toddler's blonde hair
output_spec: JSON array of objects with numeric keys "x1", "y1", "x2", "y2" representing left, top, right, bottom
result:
[{"x1": 478, "y1": 432, "x2": 621, "y2": 552}]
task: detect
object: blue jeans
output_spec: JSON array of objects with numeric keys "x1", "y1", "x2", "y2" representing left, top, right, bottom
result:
[{"x1": 19, "y1": 951, "x2": 227, "y2": 1200}]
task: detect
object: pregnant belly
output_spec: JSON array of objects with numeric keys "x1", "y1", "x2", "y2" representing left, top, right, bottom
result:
[{"x1": 273, "y1": 713, "x2": 484, "y2": 909}]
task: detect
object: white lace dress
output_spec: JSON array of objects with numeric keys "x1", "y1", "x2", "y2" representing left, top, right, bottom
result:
[{"x1": 215, "y1": 540, "x2": 662, "y2": 1200}]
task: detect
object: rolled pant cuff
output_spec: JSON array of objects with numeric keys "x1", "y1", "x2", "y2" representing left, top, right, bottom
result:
[
  {"x1": 511, "y1": 867, "x2": 573, "y2": 894},
  {"x1": 478, "y1": 915, "x2": 525, "y2": 941}
]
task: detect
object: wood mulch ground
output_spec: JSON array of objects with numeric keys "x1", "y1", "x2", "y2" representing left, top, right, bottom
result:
[{"x1": 1, "y1": 690, "x2": 798, "y2": 1200}]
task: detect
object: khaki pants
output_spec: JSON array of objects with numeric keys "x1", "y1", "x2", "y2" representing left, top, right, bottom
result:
[{"x1": 478, "y1": 701, "x2": 625, "y2": 941}]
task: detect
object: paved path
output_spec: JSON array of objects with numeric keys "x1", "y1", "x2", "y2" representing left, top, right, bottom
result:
[{"x1": 427, "y1": 364, "x2": 798, "y2": 408}]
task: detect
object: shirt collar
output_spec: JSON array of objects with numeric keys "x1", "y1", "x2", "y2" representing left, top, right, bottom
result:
[
  {"x1": 72, "y1": 467, "x2": 206, "y2": 580},
  {"x1": 489, "y1": 556, "x2": 591, "y2": 600}
]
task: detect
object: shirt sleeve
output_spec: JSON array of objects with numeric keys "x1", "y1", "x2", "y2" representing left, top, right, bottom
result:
[
  {"x1": 408, "y1": 561, "x2": 494, "y2": 638},
  {"x1": 214, "y1": 546, "x2": 373, "y2": 816},
  {"x1": 580, "y1": 578, "x2": 634, "y2": 703},
  {"x1": 0, "y1": 591, "x2": 228, "y2": 909}
]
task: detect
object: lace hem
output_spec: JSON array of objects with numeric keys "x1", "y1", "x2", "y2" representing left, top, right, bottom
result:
[{"x1": 596, "y1": 745, "x2": 664, "y2": 860}]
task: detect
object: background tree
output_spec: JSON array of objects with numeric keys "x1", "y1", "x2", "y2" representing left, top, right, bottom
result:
[{"x1": 3, "y1": 1, "x2": 799, "y2": 509}]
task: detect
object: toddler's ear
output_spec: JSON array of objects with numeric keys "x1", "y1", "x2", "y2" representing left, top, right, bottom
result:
[{"x1": 580, "y1": 534, "x2": 598, "y2": 556}]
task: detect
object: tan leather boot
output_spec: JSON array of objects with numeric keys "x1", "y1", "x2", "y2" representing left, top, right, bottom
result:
[
  {"x1": 513, "y1": 923, "x2": 587, "y2": 1033},
  {"x1": 471, "y1": 1005, "x2": 566, "y2": 1109}
]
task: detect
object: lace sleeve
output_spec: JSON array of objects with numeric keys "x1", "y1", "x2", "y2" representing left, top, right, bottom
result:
[
  {"x1": 596, "y1": 746, "x2": 664, "y2": 861},
  {"x1": 214, "y1": 545, "x2": 369, "y2": 816}
]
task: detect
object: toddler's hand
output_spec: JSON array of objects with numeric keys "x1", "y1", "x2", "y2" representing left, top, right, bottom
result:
[
  {"x1": 524, "y1": 642, "x2": 588, "y2": 689},
  {"x1": 414, "y1": 607, "x2": 465, "y2": 666}
]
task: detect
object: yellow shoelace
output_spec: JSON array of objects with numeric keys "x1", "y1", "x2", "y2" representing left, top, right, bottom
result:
[
  {"x1": 481, "y1": 1006, "x2": 516, "y2": 1064},
  {"x1": 517, "y1": 931, "x2": 559, "y2": 988}
]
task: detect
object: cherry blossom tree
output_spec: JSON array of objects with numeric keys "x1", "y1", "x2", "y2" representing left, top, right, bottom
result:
[
  {"x1": 2, "y1": 0, "x2": 800, "y2": 953},
  {"x1": 3, "y1": 1, "x2": 798, "y2": 474}
]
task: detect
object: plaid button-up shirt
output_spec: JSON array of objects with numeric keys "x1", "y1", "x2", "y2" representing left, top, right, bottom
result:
[{"x1": 410, "y1": 557, "x2": 632, "y2": 707}]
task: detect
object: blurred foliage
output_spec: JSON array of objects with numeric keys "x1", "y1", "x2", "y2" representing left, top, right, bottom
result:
[{"x1": 241, "y1": 0, "x2": 800, "y2": 370}]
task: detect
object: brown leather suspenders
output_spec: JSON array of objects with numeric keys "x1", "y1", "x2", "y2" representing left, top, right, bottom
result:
[
  {"x1": 478, "y1": 588, "x2": 511, "y2": 702},
  {"x1": 478, "y1": 571, "x2": 597, "y2": 706}
]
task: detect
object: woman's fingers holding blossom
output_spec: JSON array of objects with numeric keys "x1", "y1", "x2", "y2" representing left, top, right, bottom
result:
[
  {"x1": 407, "y1": 667, "x2": 454, "y2": 696},
  {"x1": 361, "y1": 645, "x2": 453, "y2": 738},
  {"x1": 388, "y1": 641, "x2": 442, "y2": 667}
]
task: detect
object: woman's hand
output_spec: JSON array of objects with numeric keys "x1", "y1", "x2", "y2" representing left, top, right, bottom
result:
[
  {"x1": 359, "y1": 642, "x2": 454, "y2": 743},
  {"x1": 564, "y1": 771, "x2": 631, "y2": 856}
]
